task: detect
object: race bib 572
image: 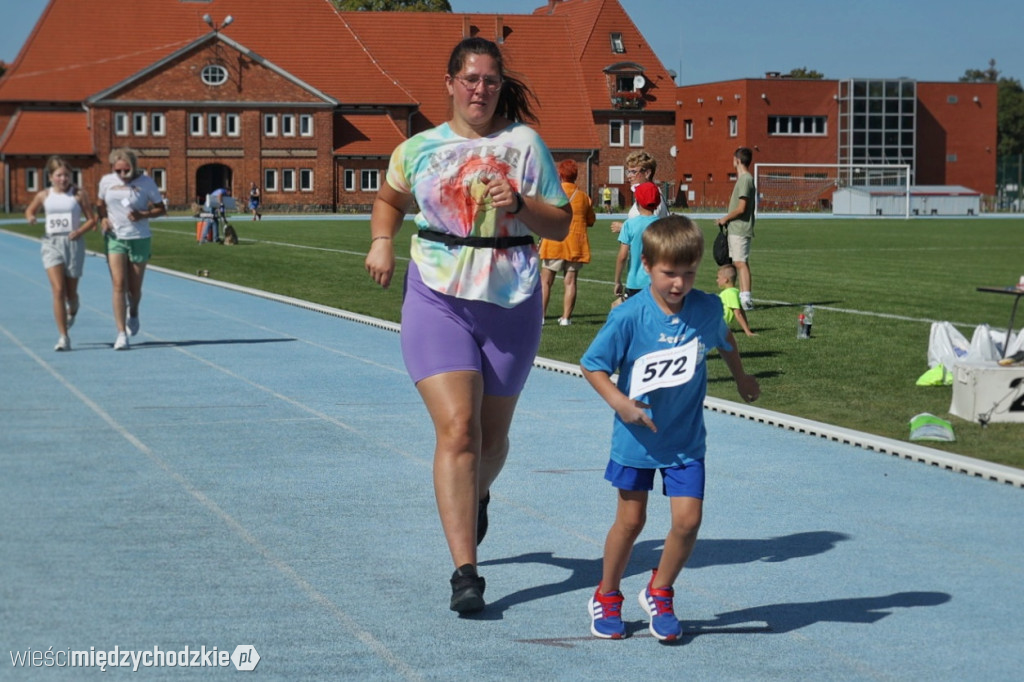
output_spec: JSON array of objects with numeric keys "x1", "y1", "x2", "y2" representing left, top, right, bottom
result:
[{"x1": 628, "y1": 338, "x2": 699, "y2": 399}]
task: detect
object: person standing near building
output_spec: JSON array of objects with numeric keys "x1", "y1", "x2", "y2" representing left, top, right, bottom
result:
[
  {"x1": 364, "y1": 37, "x2": 571, "y2": 615},
  {"x1": 248, "y1": 182, "x2": 262, "y2": 220},
  {"x1": 540, "y1": 159, "x2": 596, "y2": 325},
  {"x1": 96, "y1": 147, "x2": 165, "y2": 350},
  {"x1": 24, "y1": 155, "x2": 97, "y2": 351},
  {"x1": 717, "y1": 147, "x2": 756, "y2": 311}
]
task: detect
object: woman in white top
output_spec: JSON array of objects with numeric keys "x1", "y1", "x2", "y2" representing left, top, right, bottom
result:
[
  {"x1": 96, "y1": 148, "x2": 165, "y2": 350},
  {"x1": 24, "y1": 156, "x2": 96, "y2": 351}
]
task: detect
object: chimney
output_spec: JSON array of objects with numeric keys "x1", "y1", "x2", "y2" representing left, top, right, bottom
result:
[
  {"x1": 495, "y1": 16, "x2": 504, "y2": 43},
  {"x1": 463, "y1": 16, "x2": 472, "y2": 38}
]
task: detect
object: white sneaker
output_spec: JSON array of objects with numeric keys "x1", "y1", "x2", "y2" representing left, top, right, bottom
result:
[
  {"x1": 54, "y1": 335, "x2": 70, "y2": 351},
  {"x1": 558, "y1": 317, "x2": 572, "y2": 326},
  {"x1": 114, "y1": 332, "x2": 129, "y2": 350},
  {"x1": 127, "y1": 315, "x2": 140, "y2": 336}
]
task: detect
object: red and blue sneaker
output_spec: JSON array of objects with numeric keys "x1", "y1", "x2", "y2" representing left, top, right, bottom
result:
[
  {"x1": 588, "y1": 585, "x2": 626, "y2": 639},
  {"x1": 638, "y1": 570, "x2": 682, "y2": 641}
]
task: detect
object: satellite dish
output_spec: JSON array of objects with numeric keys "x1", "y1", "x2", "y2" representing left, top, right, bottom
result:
[
  {"x1": 633, "y1": 75, "x2": 646, "y2": 89},
  {"x1": 669, "y1": 145, "x2": 677, "y2": 158}
]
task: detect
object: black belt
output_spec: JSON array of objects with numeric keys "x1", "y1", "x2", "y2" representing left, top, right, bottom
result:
[{"x1": 417, "y1": 230, "x2": 534, "y2": 249}]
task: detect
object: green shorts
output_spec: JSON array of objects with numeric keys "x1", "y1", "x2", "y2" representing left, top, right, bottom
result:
[{"x1": 105, "y1": 235, "x2": 152, "y2": 263}]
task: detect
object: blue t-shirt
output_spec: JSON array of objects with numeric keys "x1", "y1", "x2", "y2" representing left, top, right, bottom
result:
[
  {"x1": 617, "y1": 214, "x2": 659, "y2": 290},
  {"x1": 581, "y1": 287, "x2": 731, "y2": 468}
]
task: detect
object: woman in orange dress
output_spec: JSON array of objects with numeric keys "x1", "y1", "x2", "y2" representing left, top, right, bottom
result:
[{"x1": 539, "y1": 159, "x2": 596, "y2": 325}]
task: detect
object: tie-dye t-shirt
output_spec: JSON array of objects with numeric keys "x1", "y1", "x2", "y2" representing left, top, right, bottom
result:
[{"x1": 386, "y1": 122, "x2": 568, "y2": 308}]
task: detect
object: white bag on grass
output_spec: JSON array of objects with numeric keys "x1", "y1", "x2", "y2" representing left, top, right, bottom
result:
[{"x1": 927, "y1": 321, "x2": 969, "y2": 371}]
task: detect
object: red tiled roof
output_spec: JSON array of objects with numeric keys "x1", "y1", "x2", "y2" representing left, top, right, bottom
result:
[
  {"x1": 333, "y1": 112, "x2": 406, "y2": 156},
  {"x1": 0, "y1": 110, "x2": 93, "y2": 155},
  {"x1": 535, "y1": 0, "x2": 676, "y2": 113},
  {"x1": 343, "y1": 12, "x2": 600, "y2": 150}
]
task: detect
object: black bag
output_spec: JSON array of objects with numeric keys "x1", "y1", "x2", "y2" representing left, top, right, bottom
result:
[{"x1": 713, "y1": 225, "x2": 732, "y2": 266}]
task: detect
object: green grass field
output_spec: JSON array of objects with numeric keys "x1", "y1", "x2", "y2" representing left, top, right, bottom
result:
[{"x1": 5, "y1": 213, "x2": 1022, "y2": 469}]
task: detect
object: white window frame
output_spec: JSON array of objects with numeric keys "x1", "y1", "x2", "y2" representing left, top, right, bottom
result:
[
  {"x1": 281, "y1": 114, "x2": 295, "y2": 137},
  {"x1": 189, "y1": 113, "x2": 204, "y2": 136},
  {"x1": 151, "y1": 168, "x2": 167, "y2": 192},
  {"x1": 299, "y1": 168, "x2": 313, "y2": 192},
  {"x1": 151, "y1": 112, "x2": 166, "y2": 137},
  {"x1": 299, "y1": 114, "x2": 313, "y2": 137},
  {"x1": 344, "y1": 169, "x2": 355, "y2": 192},
  {"x1": 207, "y1": 113, "x2": 222, "y2": 137},
  {"x1": 264, "y1": 114, "x2": 278, "y2": 137},
  {"x1": 610, "y1": 32, "x2": 625, "y2": 54},
  {"x1": 282, "y1": 168, "x2": 296, "y2": 192},
  {"x1": 609, "y1": 119, "x2": 624, "y2": 147},
  {"x1": 26, "y1": 168, "x2": 39, "y2": 192},
  {"x1": 768, "y1": 115, "x2": 828, "y2": 136},
  {"x1": 72, "y1": 170, "x2": 83, "y2": 188},
  {"x1": 360, "y1": 169, "x2": 380, "y2": 192},
  {"x1": 264, "y1": 169, "x2": 278, "y2": 192},
  {"x1": 628, "y1": 120, "x2": 644, "y2": 147},
  {"x1": 608, "y1": 165, "x2": 625, "y2": 185},
  {"x1": 201, "y1": 64, "x2": 228, "y2": 86},
  {"x1": 132, "y1": 112, "x2": 147, "y2": 136},
  {"x1": 226, "y1": 113, "x2": 240, "y2": 137},
  {"x1": 685, "y1": 119, "x2": 694, "y2": 140},
  {"x1": 114, "y1": 112, "x2": 129, "y2": 136},
  {"x1": 729, "y1": 115, "x2": 738, "y2": 137}
]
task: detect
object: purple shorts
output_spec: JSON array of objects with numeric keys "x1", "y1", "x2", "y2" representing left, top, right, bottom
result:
[{"x1": 401, "y1": 261, "x2": 542, "y2": 397}]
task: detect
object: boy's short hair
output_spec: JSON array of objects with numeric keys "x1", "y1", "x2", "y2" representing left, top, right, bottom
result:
[
  {"x1": 717, "y1": 263, "x2": 737, "y2": 282},
  {"x1": 734, "y1": 146, "x2": 753, "y2": 167},
  {"x1": 641, "y1": 215, "x2": 703, "y2": 267}
]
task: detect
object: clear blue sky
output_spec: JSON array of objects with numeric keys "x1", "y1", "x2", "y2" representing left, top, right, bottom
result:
[{"x1": 3, "y1": 0, "x2": 1021, "y2": 85}]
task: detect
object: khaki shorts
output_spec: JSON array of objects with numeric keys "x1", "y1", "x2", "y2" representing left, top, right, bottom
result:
[
  {"x1": 41, "y1": 235, "x2": 86, "y2": 278},
  {"x1": 727, "y1": 233, "x2": 751, "y2": 262},
  {"x1": 105, "y1": 235, "x2": 152, "y2": 263},
  {"x1": 542, "y1": 258, "x2": 584, "y2": 273}
]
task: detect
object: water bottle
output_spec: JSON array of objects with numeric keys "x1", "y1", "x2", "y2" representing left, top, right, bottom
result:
[{"x1": 797, "y1": 305, "x2": 814, "y2": 339}]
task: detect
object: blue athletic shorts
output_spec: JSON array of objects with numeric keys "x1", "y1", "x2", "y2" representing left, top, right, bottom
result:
[
  {"x1": 400, "y1": 260, "x2": 542, "y2": 397},
  {"x1": 604, "y1": 459, "x2": 706, "y2": 499}
]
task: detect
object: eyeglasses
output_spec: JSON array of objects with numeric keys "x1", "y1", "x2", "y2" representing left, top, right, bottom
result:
[
  {"x1": 114, "y1": 167, "x2": 133, "y2": 176},
  {"x1": 454, "y1": 74, "x2": 503, "y2": 93},
  {"x1": 626, "y1": 168, "x2": 644, "y2": 177}
]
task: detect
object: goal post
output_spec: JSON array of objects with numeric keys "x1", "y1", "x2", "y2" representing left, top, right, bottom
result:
[{"x1": 753, "y1": 163, "x2": 912, "y2": 218}]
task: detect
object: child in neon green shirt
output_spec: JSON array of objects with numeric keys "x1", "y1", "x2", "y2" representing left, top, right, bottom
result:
[{"x1": 716, "y1": 264, "x2": 755, "y2": 336}]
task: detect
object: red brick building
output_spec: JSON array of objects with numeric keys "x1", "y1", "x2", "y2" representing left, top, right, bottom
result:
[
  {"x1": 0, "y1": 1, "x2": 997, "y2": 215},
  {"x1": 675, "y1": 75, "x2": 997, "y2": 210},
  {"x1": 0, "y1": 0, "x2": 675, "y2": 213}
]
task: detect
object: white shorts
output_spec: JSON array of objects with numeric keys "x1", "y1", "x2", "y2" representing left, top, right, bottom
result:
[
  {"x1": 727, "y1": 233, "x2": 751, "y2": 263},
  {"x1": 41, "y1": 235, "x2": 86, "y2": 278}
]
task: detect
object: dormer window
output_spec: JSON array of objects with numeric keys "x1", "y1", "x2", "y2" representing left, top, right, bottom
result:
[
  {"x1": 610, "y1": 32, "x2": 625, "y2": 54},
  {"x1": 201, "y1": 64, "x2": 228, "y2": 86}
]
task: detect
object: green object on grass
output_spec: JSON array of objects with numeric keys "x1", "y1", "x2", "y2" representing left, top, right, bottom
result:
[
  {"x1": 916, "y1": 365, "x2": 952, "y2": 386},
  {"x1": 909, "y1": 413, "x2": 956, "y2": 442}
]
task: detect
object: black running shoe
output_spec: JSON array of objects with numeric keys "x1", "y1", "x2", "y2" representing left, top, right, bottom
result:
[
  {"x1": 477, "y1": 492, "x2": 490, "y2": 545},
  {"x1": 450, "y1": 564, "x2": 486, "y2": 614}
]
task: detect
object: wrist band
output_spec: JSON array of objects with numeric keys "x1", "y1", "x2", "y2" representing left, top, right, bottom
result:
[{"x1": 509, "y1": 191, "x2": 524, "y2": 215}]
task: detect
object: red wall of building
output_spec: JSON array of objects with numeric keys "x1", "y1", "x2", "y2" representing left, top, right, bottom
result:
[{"x1": 916, "y1": 82, "x2": 998, "y2": 193}]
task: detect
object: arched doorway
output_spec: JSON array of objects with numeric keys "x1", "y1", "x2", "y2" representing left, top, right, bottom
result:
[{"x1": 196, "y1": 163, "x2": 232, "y2": 204}]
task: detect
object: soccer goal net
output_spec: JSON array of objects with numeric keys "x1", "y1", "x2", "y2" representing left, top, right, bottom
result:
[{"x1": 753, "y1": 163, "x2": 911, "y2": 217}]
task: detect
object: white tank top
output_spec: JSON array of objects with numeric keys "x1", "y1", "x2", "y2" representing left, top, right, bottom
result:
[{"x1": 42, "y1": 187, "x2": 83, "y2": 236}]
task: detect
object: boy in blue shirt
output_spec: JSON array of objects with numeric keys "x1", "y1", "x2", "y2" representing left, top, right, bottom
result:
[
  {"x1": 581, "y1": 215, "x2": 760, "y2": 641},
  {"x1": 613, "y1": 182, "x2": 662, "y2": 300}
]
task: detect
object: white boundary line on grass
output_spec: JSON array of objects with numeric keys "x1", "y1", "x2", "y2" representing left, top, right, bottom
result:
[{"x1": 142, "y1": 262, "x2": 1024, "y2": 490}]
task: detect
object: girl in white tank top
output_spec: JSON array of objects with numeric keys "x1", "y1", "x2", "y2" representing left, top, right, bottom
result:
[{"x1": 24, "y1": 156, "x2": 97, "y2": 351}]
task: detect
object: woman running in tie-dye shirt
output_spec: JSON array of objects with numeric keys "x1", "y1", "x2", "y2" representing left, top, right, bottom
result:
[{"x1": 365, "y1": 37, "x2": 570, "y2": 616}]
